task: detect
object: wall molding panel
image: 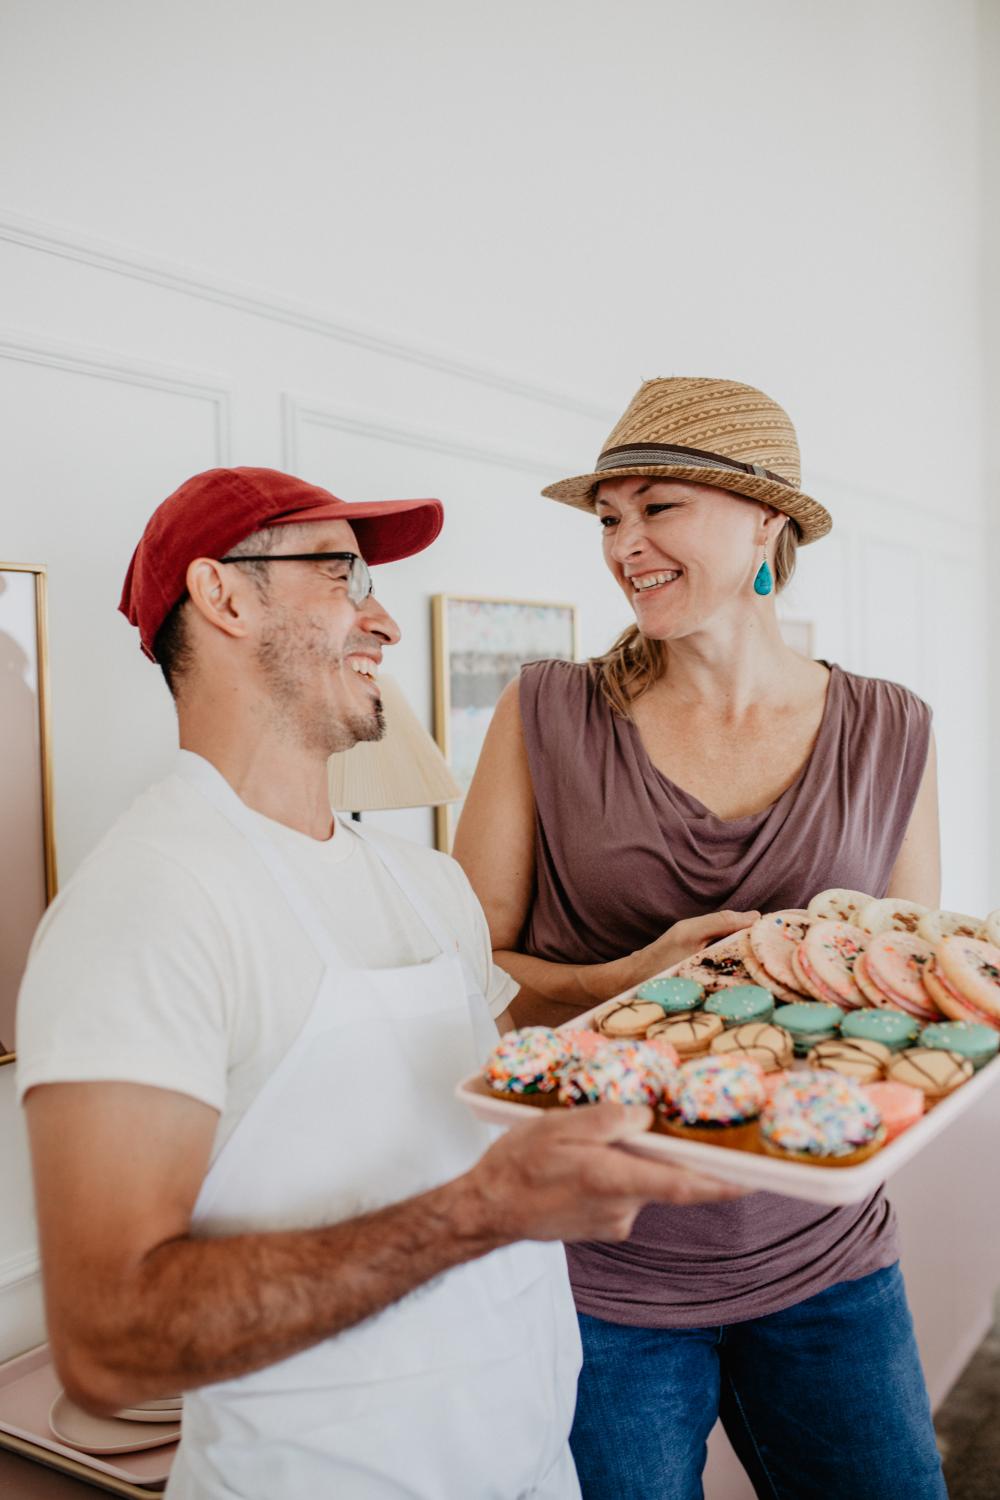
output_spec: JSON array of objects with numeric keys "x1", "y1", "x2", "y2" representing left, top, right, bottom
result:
[
  {"x1": 281, "y1": 393, "x2": 567, "y2": 478},
  {"x1": 0, "y1": 328, "x2": 232, "y2": 464},
  {"x1": 0, "y1": 209, "x2": 614, "y2": 423}
]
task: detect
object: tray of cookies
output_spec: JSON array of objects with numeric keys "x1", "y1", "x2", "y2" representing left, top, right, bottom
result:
[{"x1": 457, "y1": 892, "x2": 1000, "y2": 1206}]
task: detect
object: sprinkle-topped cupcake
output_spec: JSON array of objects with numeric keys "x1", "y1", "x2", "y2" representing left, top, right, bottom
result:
[
  {"x1": 484, "y1": 1027, "x2": 573, "y2": 1099},
  {"x1": 662, "y1": 1055, "x2": 765, "y2": 1149},
  {"x1": 558, "y1": 1038, "x2": 677, "y2": 1109},
  {"x1": 760, "y1": 1069, "x2": 885, "y2": 1165}
]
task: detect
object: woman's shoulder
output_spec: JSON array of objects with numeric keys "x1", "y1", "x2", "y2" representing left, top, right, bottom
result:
[
  {"x1": 518, "y1": 659, "x2": 606, "y2": 749},
  {"x1": 830, "y1": 663, "x2": 933, "y2": 731},
  {"x1": 519, "y1": 657, "x2": 595, "y2": 703}
]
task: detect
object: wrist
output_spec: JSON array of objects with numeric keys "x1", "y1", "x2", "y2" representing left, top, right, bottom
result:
[{"x1": 434, "y1": 1170, "x2": 515, "y2": 1260}]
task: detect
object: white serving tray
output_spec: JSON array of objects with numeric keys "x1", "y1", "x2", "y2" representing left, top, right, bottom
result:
[{"x1": 457, "y1": 957, "x2": 1000, "y2": 1206}]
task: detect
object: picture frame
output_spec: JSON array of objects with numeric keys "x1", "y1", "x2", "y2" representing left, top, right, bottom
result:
[
  {"x1": 431, "y1": 594, "x2": 579, "y2": 853},
  {"x1": 0, "y1": 564, "x2": 57, "y2": 1063}
]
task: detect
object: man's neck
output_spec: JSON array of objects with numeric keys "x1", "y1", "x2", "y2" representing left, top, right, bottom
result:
[{"x1": 179, "y1": 723, "x2": 336, "y2": 841}]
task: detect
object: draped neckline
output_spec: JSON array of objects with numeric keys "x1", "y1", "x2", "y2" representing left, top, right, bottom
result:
[{"x1": 622, "y1": 661, "x2": 841, "y2": 831}]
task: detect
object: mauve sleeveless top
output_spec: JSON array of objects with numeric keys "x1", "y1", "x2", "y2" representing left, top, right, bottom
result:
[{"x1": 520, "y1": 658, "x2": 932, "y2": 1327}]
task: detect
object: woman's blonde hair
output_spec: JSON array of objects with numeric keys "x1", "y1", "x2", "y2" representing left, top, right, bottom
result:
[{"x1": 590, "y1": 518, "x2": 800, "y2": 719}]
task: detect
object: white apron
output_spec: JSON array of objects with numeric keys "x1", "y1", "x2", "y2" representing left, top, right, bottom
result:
[{"x1": 166, "y1": 755, "x2": 582, "y2": 1500}]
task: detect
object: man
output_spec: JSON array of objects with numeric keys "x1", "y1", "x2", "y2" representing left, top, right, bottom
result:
[{"x1": 18, "y1": 467, "x2": 735, "y2": 1499}]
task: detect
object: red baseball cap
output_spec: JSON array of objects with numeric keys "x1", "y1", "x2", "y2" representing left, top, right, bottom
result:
[{"x1": 119, "y1": 466, "x2": 444, "y2": 660}]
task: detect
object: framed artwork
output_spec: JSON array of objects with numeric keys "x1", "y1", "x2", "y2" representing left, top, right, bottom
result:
[
  {"x1": 778, "y1": 617, "x2": 815, "y2": 658},
  {"x1": 432, "y1": 594, "x2": 579, "y2": 852},
  {"x1": 0, "y1": 564, "x2": 57, "y2": 1063}
]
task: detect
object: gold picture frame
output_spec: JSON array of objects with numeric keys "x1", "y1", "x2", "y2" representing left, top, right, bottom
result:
[
  {"x1": 432, "y1": 594, "x2": 579, "y2": 853},
  {"x1": 0, "y1": 563, "x2": 57, "y2": 1063}
]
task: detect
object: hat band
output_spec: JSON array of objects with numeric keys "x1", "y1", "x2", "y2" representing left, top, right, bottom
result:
[{"x1": 596, "y1": 442, "x2": 792, "y2": 488}]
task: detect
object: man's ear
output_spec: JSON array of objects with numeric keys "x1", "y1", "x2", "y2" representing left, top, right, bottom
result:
[{"x1": 184, "y1": 557, "x2": 254, "y2": 645}]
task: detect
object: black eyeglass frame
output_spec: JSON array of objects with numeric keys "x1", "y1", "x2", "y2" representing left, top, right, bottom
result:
[{"x1": 217, "y1": 551, "x2": 373, "y2": 605}]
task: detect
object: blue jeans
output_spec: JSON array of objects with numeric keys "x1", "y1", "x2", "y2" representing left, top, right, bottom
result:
[{"x1": 569, "y1": 1263, "x2": 946, "y2": 1500}]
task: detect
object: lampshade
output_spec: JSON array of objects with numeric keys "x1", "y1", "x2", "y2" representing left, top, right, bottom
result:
[{"x1": 327, "y1": 674, "x2": 462, "y2": 812}]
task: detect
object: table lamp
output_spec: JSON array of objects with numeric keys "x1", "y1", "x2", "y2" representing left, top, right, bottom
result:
[{"x1": 327, "y1": 673, "x2": 462, "y2": 817}]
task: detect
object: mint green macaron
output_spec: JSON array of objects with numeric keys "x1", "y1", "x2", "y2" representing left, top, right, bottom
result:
[
  {"x1": 919, "y1": 1020, "x2": 999, "y2": 1071},
  {"x1": 774, "y1": 1001, "x2": 844, "y2": 1054},
  {"x1": 705, "y1": 985, "x2": 775, "y2": 1029},
  {"x1": 842, "y1": 1008, "x2": 920, "y2": 1053},
  {"x1": 636, "y1": 976, "x2": 705, "y2": 1014}
]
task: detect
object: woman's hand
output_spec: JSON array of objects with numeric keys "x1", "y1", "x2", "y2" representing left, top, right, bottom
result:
[{"x1": 629, "y1": 909, "x2": 760, "y2": 985}]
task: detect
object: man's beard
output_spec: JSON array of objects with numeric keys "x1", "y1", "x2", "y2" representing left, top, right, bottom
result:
[{"x1": 255, "y1": 608, "x2": 386, "y2": 756}]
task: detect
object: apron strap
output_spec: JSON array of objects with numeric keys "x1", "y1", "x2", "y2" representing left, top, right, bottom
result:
[{"x1": 348, "y1": 819, "x2": 458, "y2": 958}]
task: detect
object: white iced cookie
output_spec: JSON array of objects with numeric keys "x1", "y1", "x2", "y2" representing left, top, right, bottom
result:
[
  {"x1": 916, "y1": 909, "x2": 985, "y2": 944},
  {"x1": 985, "y1": 910, "x2": 1000, "y2": 948},
  {"x1": 806, "y1": 889, "x2": 874, "y2": 926},
  {"x1": 858, "y1": 898, "x2": 929, "y2": 937}
]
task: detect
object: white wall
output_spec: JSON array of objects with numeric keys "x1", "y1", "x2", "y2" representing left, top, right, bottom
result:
[{"x1": 0, "y1": 1, "x2": 996, "y2": 1483}]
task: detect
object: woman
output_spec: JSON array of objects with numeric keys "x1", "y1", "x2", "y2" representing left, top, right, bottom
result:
[{"x1": 453, "y1": 377, "x2": 946, "y2": 1500}]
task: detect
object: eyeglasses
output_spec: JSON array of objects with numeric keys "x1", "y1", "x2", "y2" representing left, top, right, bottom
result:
[{"x1": 218, "y1": 551, "x2": 373, "y2": 607}]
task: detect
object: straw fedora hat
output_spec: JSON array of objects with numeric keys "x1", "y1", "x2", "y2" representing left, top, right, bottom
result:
[{"x1": 542, "y1": 377, "x2": 832, "y2": 543}]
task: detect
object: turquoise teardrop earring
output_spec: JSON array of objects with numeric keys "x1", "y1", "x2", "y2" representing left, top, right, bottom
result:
[{"x1": 753, "y1": 558, "x2": 773, "y2": 596}]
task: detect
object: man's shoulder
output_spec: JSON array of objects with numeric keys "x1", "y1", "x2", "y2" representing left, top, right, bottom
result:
[
  {"x1": 354, "y1": 825, "x2": 478, "y2": 904},
  {"x1": 43, "y1": 771, "x2": 250, "y2": 944}
]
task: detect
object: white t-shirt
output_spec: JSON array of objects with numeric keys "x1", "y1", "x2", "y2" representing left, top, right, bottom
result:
[{"x1": 17, "y1": 754, "x2": 516, "y2": 1160}]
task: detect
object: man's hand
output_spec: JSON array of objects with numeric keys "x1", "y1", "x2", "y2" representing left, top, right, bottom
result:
[{"x1": 459, "y1": 1102, "x2": 744, "y2": 1245}]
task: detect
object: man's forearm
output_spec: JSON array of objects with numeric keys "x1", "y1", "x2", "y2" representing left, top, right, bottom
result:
[{"x1": 62, "y1": 1173, "x2": 506, "y2": 1411}]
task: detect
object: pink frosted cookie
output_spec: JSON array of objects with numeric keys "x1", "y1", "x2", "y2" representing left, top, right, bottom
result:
[
  {"x1": 924, "y1": 936, "x2": 1000, "y2": 1030},
  {"x1": 747, "y1": 910, "x2": 813, "y2": 999},
  {"x1": 793, "y1": 921, "x2": 868, "y2": 1009},
  {"x1": 674, "y1": 932, "x2": 756, "y2": 993},
  {"x1": 862, "y1": 1081, "x2": 925, "y2": 1141},
  {"x1": 857, "y1": 932, "x2": 941, "y2": 1022}
]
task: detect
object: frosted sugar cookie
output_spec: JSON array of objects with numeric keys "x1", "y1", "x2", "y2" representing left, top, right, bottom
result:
[
  {"x1": 917, "y1": 910, "x2": 985, "y2": 944},
  {"x1": 595, "y1": 999, "x2": 667, "y2": 1039},
  {"x1": 793, "y1": 921, "x2": 868, "y2": 1009},
  {"x1": 773, "y1": 1001, "x2": 844, "y2": 1054},
  {"x1": 704, "y1": 985, "x2": 775, "y2": 1028},
  {"x1": 674, "y1": 932, "x2": 756, "y2": 993},
  {"x1": 740, "y1": 931, "x2": 804, "y2": 1003},
  {"x1": 746, "y1": 910, "x2": 813, "y2": 1000},
  {"x1": 636, "y1": 975, "x2": 705, "y2": 1014},
  {"x1": 710, "y1": 1021, "x2": 793, "y2": 1072},
  {"x1": 647, "y1": 1011, "x2": 723, "y2": 1058},
  {"x1": 806, "y1": 889, "x2": 873, "y2": 925},
  {"x1": 805, "y1": 1037, "x2": 891, "y2": 1085},
  {"x1": 887, "y1": 1047, "x2": 973, "y2": 1104},
  {"x1": 985, "y1": 910, "x2": 1000, "y2": 948},
  {"x1": 924, "y1": 935, "x2": 1000, "y2": 1030},
  {"x1": 856, "y1": 932, "x2": 941, "y2": 1023},
  {"x1": 858, "y1": 898, "x2": 929, "y2": 937},
  {"x1": 919, "y1": 1020, "x2": 999, "y2": 1071},
  {"x1": 842, "y1": 1008, "x2": 920, "y2": 1052},
  {"x1": 862, "y1": 1081, "x2": 925, "y2": 1141}
]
